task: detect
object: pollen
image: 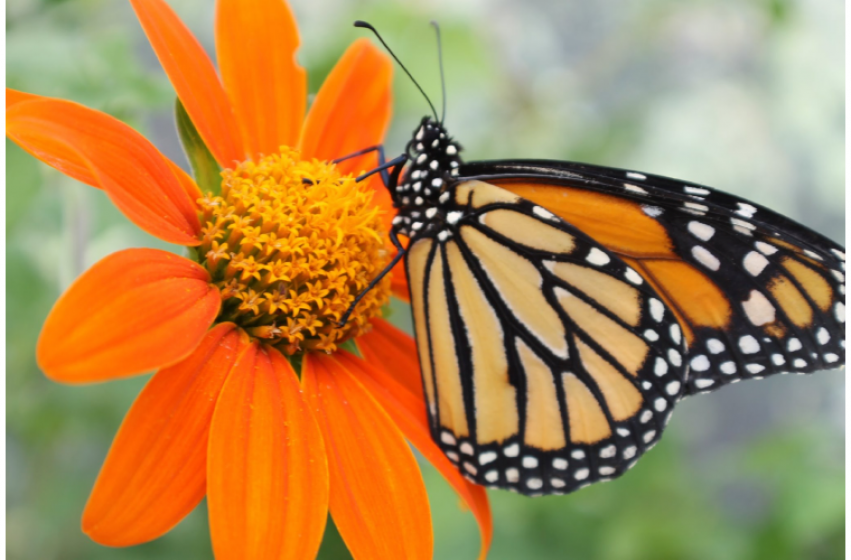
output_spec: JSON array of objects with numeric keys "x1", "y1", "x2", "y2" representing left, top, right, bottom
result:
[{"x1": 196, "y1": 148, "x2": 392, "y2": 354}]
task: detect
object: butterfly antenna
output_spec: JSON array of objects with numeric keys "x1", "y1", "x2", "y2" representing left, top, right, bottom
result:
[
  {"x1": 431, "y1": 21, "x2": 447, "y2": 123},
  {"x1": 354, "y1": 20, "x2": 439, "y2": 122}
]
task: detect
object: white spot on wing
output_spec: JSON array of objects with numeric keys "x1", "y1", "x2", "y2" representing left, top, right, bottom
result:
[
  {"x1": 649, "y1": 298, "x2": 664, "y2": 322},
  {"x1": 755, "y1": 241, "x2": 778, "y2": 255},
  {"x1": 669, "y1": 324, "x2": 682, "y2": 344},
  {"x1": 668, "y1": 348, "x2": 682, "y2": 366},
  {"x1": 742, "y1": 290, "x2": 776, "y2": 326},
  {"x1": 626, "y1": 171, "x2": 646, "y2": 180},
  {"x1": 692, "y1": 246, "x2": 721, "y2": 271},
  {"x1": 720, "y1": 361, "x2": 737, "y2": 374},
  {"x1": 684, "y1": 186, "x2": 710, "y2": 196},
  {"x1": 522, "y1": 456, "x2": 539, "y2": 468},
  {"x1": 624, "y1": 183, "x2": 648, "y2": 195},
  {"x1": 642, "y1": 205, "x2": 663, "y2": 217},
  {"x1": 706, "y1": 339, "x2": 725, "y2": 354},
  {"x1": 688, "y1": 221, "x2": 715, "y2": 241},
  {"x1": 479, "y1": 451, "x2": 497, "y2": 465},
  {"x1": 625, "y1": 268, "x2": 643, "y2": 285},
  {"x1": 690, "y1": 355, "x2": 710, "y2": 372},
  {"x1": 736, "y1": 203, "x2": 757, "y2": 218},
  {"x1": 743, "y1": 251, "x2": 770, "y2": 276},
  {"x1": 666, "y1": 381, "x2": 681, "y2": 395},
  {"x1": 739, "y1": 335, "x2": 760, "y2": 354},
  {"x1": 526, "y1": 478, "x2": 543, "y2": 490},
  {"x1": 586, "y1": 248, "x2": 611, "y2": 266},
  {"x1": 532, "y1": 206, "x2": 557, "y2": 221}
]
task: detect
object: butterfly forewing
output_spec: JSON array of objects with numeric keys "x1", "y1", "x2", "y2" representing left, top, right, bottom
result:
[
  {"x1": 461, "y1": 162, "x2": 845, "y2": 395},
  {"x1": 405, "y1": 181, "x2": 688, "y2": 495}
]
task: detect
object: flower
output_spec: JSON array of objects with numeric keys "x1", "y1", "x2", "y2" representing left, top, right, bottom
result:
[{"x1": 6, "y1": 0, "x2": 492, "y2": 558}]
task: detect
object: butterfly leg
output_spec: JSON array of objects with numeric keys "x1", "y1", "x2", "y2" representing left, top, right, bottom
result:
[
  {"x1": 338, "y1": 227, "x2": 407, "y2": 327},
  {"x1": 355, "y1": 154, "x2": 408, "y2": 184},
  {"x1": 332, "y1": 144, "x2": 405, "y2": 189}
]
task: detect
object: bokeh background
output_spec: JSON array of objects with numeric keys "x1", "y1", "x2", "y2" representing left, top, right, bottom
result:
[{"x1": 6, "y1": 0, "x2": 844, "y2": 558}]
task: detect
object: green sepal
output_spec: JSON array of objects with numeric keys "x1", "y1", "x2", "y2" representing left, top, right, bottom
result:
[
  {"x1": 338, "y1": 338, "x2": 361, "y2": 357},
  {"x1": 288, "y1": 352, "x2": 304, "y2": 378},
  {"x1": 175, "y1": 98, "x2": 222, "y2": 196}
]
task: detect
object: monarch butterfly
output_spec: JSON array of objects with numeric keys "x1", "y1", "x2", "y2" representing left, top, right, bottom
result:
[{"x1": 350, "y1": 22, "x2": 845, "y2": 496}]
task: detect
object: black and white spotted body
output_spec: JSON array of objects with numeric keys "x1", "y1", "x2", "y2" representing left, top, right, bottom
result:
[{"x1": 390, "y1": 117, "x2": 463, "y2": 240}]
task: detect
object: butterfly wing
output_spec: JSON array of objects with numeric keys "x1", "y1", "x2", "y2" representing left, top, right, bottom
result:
[
  {"x1": 405, "y1": 180, "x2": 688, "y2": 496},
  {"x1": 460, "y1": 160, "x2": 846, "y2": 395}
]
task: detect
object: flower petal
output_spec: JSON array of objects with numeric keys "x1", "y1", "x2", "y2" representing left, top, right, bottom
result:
[
  {"x1": 215, "y1": 0, "x2": 306, "y2": 160},
  {"x1": 6, "y1": 96, "x2": 201, "y2": 244},
  {"x1": 129, "y1": 0, "x2": 244, "y2": 167},
  {"x1": 357, "y1": 318, "x2": 422, "y2": 399},
  {"x1": 208, "y1": 344, "x2": 329, "y2": 560},
  {"x1": 303, "y1": 353, "x2": 433, "y2": 560},
  {"x1": 167, "y1": 158, "x2": 204, "y2": 204},
  {"x1": 82, "y1": 323, "x2": 248, "y2": 546},
  {"x1": 299, "y1": 38, "x2": 392, "y2": 177},
  {"x1": 6, "y1": 87, "x2": 39, "y2": 109},
  {"x1": 336, "y1": 351, "x2": 493, "y2": 560},
  {"x1": 37, "y1": 249, "x2": 220, "y2": 383}
]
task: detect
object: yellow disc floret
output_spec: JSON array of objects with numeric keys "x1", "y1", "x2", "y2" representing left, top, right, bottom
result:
[{"x1": 196, "y1": 148, "x2": 391, "y2": 354}]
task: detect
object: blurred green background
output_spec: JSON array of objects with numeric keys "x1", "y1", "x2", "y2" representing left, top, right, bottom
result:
[{"x1": 6, "y1": 0, "x2": 844, "y2": 558}]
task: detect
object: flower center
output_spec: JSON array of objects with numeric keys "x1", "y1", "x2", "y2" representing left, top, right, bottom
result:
[{"x1": 195, "y1": 148, "x2": 391, "y2": 354}]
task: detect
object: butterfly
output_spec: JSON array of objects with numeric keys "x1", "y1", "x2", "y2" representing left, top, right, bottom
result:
[{"x1": 351, "y1": 22, "x2": 846, "y2": 496}]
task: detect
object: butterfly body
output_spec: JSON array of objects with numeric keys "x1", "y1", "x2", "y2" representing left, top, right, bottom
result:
[{"x1": 384, "y1": 116, "x2": 844, "y2": 496}]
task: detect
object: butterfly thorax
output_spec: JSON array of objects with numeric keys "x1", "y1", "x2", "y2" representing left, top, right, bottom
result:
[{"x1": 391, "y1": 117, "x2": 463, "y2": 239}]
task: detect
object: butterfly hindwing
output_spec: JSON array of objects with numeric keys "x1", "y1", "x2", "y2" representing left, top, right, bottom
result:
[
  {"x1": 405, "y1": 181, "x2": 689, "y2": 495},
  {"x1": 461, "y1": 161, "x2": 846, "y2": 395}
]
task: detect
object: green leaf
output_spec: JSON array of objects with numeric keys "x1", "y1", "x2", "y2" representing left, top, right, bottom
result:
[{"x1": 175, "y1": 98, "x2": 222, "y2": 196}]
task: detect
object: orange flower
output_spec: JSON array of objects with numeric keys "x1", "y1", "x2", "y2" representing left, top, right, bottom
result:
[{"x1": 6, "y1": 0, "x2": 491, "y2": 558}]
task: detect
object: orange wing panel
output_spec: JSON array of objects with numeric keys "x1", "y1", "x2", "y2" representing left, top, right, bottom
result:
[{"x1": 496, "y1": 181, "x2": 675, "y2": 258}]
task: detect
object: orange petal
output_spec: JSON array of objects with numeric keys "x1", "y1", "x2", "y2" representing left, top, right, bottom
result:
[
  {"x1": 6, "y1": 87, "x2": 39, "y2": 109},
  {"x1": 357, "y1": 318, "x2": 422, "y2": 400},
  {"x1": 6, "y1": 97, "x2": 201, "y2": 244},
  {"x1": 167, "y1": 159, "x2": 204, "y2": 203},
  {"x1": 37, "y1": 249, "x2": 220, "y2": 383},
  {"x1": 215, "y1": 0, "x2": 306, "y2": 160},
  {"x1": 299, "y1": 38, "x2": 392, "y2": 178},
  {"x1": 208, "y1": 344, "x2": 329, "y2": 560},
  {"x1": 82, "y1": 323, "x2": 248, "y2": 545},
  {"x1": 130, "y1": 0, "x2": 244, "y2": 167},
  {"x1": 303, "y1": 353, "x2": 433, "y2": 560},
  {"x1": 337, "y1": 351, "x2": 493, "y2": 560}
]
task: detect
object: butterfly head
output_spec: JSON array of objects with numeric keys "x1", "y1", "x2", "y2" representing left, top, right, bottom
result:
[{"x1": 394, "y1": 117, "x2": 463, "y2": 209}]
